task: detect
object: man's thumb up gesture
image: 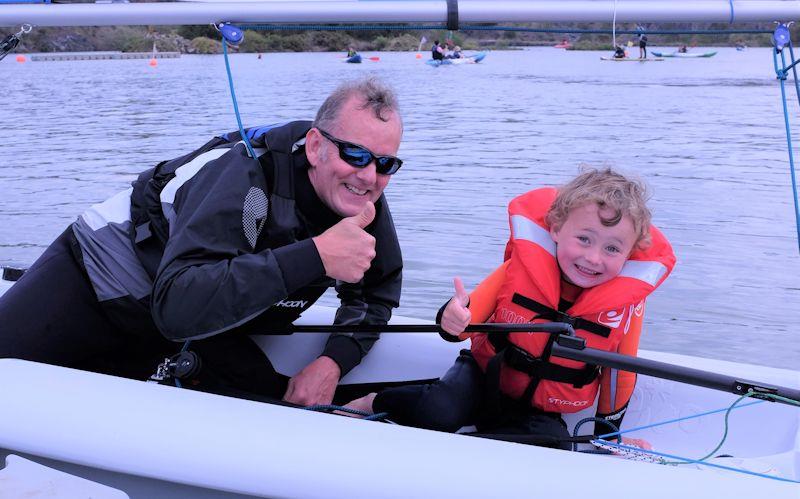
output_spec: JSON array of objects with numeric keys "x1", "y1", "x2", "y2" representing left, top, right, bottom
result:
[{"x1": 313, "y1": 202, "x2": 377, "y2": 283}]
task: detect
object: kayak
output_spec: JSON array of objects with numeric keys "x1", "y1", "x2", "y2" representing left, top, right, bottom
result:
[
  {"x1": 600, "y1": 57, "x2": 665, "y2": 62},
  {"x1": 651, "y1": 51, "x2": 717, "y2": 58},
  {"x1": 0, "y1": 275, "x2": 798, "y2": 498},
  {"x1": 344, "y1": 54, "x2": 362, "y2": 63},
  {"x1": 553, "y1": 43, "x2": 572, "y2": 49},
  {"x1": 426, "y1": 52, "x2": 487, "y2": 67}
]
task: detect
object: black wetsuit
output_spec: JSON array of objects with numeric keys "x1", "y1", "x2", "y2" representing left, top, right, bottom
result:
[{"x1": 371, "y1": 302, "x2": 578, "y2": 450}]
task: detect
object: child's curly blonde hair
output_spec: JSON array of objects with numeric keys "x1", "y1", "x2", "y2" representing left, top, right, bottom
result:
[{"x1": 545, "y1": 167, "x2": 652, "y2": 250}]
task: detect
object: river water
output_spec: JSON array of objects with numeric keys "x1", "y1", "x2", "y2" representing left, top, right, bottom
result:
[{"x1": 2, "y1": 47, "x2": 798, "y2": 369}]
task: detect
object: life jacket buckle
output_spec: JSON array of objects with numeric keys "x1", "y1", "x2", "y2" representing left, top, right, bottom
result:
[{"x1": 502, "y1": 345, "x2": 545, "y2": 375}]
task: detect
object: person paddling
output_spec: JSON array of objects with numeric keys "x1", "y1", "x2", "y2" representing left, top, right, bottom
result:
[
  {"x1": 431, "y1": 40, "x2": 445, "y2": 61},
  {"x1": 347, "y1": 168, "x2": 676, "y2": 450}
]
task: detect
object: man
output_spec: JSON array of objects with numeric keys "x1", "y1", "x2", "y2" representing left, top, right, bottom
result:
[
  {"x1": 637, "y1": 28, "x2": 648, "y2": 59},
  {"x1": 431, "y1": 40, "x2": 445, "y2": 61},
  {"x1": 0, "y1": 77, "x2": 404, "y2": 406}
]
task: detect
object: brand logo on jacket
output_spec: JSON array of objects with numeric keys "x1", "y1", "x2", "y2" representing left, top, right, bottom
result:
[
  {"x1": 275, "y1": 300, "x2": 308, "y2": 308},
  {"x1": 548, "y1": 398, "x2": 590, "y2": 407},
  {"x1": 243, "y1": 186, "x2": 268, "y2": 249},
  {"x1": 597, "y1": 308, "x2": 625, "y2": 328}
]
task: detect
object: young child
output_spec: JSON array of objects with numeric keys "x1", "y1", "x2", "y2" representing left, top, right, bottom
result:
[{"x1": 347, "y1": 168, "x2": 676, "y2": 449}]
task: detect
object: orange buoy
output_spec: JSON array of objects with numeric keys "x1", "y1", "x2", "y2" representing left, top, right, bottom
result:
[
  {"x1": 415, "y1": 53, "x2": 422, "y2": 59},
  {"x1": 148, "y1": 58, "x2": 158, "y2": 67},
  {"x1": 15, "y1": 54, "x2": 26, "y2": 63}
]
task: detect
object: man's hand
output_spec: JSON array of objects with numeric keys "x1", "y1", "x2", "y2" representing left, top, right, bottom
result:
[
  {"x1": 441, "y1": 277, "x2": 471, "y2": 336},
  {"x1": 283, "y1": 356, "x2": 342, "y2": 406},
  {"x1": 313, "y1": 202, "x2": 376, "y2": 283}
]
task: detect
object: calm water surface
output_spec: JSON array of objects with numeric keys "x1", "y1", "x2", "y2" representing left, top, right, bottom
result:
[{"x1": 2, "y1": 47, "x2": 798, "y2": 369}]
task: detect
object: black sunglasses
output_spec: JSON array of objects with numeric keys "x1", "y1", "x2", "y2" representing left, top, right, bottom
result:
[{"x1": 317, "y1": 128, "x2": 403, "y2": 175}]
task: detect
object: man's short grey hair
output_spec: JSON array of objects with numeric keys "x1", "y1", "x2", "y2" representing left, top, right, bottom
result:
[{"x1": 313, "y1": 77, "x2": 402, "y2": 133}]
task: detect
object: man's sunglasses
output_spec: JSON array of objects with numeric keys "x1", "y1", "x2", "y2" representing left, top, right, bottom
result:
[{"x1": 317, "y1": 128, "x2": 403, "y2": 175}]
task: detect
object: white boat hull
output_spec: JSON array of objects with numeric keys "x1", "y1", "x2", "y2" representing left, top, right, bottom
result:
[
  {"x1": 0, "y1": 355, "x2": 798, "y2": 498},
  {"x1": 0, "y1": 281, "x2": 798, "y2": 497}
]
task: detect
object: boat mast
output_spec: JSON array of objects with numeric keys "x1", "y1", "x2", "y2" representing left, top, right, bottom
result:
[{"x1": 2, "y1": 1, "x2": 800, "y2": 28}]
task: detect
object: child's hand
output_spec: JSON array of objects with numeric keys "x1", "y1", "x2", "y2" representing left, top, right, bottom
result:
[{"x1": 441, "y1": 277, "x2": 471, "y2": 336}]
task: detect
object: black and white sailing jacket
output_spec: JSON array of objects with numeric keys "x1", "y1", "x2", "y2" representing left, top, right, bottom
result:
[{"x1": 70, "y1": 121, "x2": 403, "y2": 375}]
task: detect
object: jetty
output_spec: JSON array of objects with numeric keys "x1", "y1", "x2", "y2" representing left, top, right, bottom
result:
[{"x1": 29, "y1": 51, "x2": 180, "y2": 61}]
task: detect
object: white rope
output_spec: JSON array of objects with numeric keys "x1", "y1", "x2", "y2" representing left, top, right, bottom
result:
[{"x1": 590, "y1": 440, "x2": 667, "y2": 464}]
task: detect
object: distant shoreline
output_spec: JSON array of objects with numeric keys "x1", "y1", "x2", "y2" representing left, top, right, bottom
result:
[{"x1": 0, "y1": 23, "x2": 779, "y2": 55}]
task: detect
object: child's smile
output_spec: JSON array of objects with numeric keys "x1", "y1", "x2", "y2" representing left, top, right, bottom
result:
[{"x1": 550, "y1": 202, "x2": 637, "y2": 289}]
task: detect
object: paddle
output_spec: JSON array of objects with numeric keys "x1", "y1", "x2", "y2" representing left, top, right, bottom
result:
[
  {"x1": 338, "y1": 55, "x2": 379, "y2": 61},
  {"x1": 278, "y1": 322, "x2": 800, "y2": 406}
]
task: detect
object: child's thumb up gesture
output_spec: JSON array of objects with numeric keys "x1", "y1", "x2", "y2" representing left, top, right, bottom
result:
[{"x1": 441, "y1": 277, "x2": 471, "y2": 336}]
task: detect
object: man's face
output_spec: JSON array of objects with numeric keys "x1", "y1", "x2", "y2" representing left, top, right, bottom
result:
[
  {"x1": 549, "y1": 203, "x2": 637, "y2": 289},
  {"x1": 306, "y1": 97, "x2": 402, "y2": 218}
]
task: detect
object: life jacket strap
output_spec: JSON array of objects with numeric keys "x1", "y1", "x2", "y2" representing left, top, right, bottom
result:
[
  {"x1": 502, "y1": 344, "x2": 599, "y2": 389},
  {"x1": 512, "y1": 293, "x2": 612, "y2": 338}
]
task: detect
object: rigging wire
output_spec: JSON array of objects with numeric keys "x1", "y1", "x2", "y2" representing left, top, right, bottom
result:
[
  {"x1": 773, "y1": 28, "x2": 800, "y2": 253},
  {"x1": 219, "y1": 33, "x2": 257, "y2": 160}
]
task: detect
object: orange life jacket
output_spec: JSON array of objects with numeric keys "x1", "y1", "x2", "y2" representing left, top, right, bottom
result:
[{"x1": 470, "y1": 188, "x2": 676, "y2": 413}]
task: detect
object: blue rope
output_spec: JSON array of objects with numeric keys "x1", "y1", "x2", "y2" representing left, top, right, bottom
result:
[
  {"x1": 597, "y1": 440, "x2": 800, "y2": 483},
  {"x1": 568, "y1": 396, "x2": 800, "y2": 484},
  {"x1": 729, "y1": 0, "x2": 735, "y2": 24},
  {"x1": 773, "y1": 44, "x2": 800, "y2": 253},
  {"x1": 239, "y1": 23, "x2": 771, "y2": 36},
  {"x1": 221, "y1": 40, "x2": 257, "y2": 160},
  {"x1": 596, "y1": 393, "x2": 799, "y2": 484},
  {"x1": 596, "y1": 399, "x2": 764, "y2": 439}
]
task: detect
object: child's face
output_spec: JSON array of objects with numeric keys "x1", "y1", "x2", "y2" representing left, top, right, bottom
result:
[{"x1": 549, "y1": 203, "x2": 637, "y2": 289}]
